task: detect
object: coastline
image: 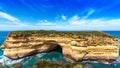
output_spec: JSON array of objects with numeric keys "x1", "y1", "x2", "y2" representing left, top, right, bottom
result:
[{"x1": 0, "y1": 31, "x2": 119, "y2": 68}]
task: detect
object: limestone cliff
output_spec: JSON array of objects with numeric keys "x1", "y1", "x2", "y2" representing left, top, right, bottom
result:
[{"x1": 1, "y1": 30, "x2": 119, "y2": 63}]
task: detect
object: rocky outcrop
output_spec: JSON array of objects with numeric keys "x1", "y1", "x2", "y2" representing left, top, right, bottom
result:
[{"x1": 1, "y1": 31, "x2": 119, "y2": 63}]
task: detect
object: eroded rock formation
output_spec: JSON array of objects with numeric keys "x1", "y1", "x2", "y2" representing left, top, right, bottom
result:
[{"x1": 1, "y1": 31, "x2": 119, "y2": 63}]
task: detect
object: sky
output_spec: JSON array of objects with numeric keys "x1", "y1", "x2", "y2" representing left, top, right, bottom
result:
[{"x1": 0, "y1": 0, "x2": 120, "y2": 31}]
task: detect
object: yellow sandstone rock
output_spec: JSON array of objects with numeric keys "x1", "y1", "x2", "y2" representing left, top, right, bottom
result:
[{"x1": 1, "y1": 31, "x2": 119, "y2": 63}]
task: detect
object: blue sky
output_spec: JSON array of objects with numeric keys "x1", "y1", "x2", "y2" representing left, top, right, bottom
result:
[{"x1": 0, "y1": 0, "x2": 120, "y2": 31}]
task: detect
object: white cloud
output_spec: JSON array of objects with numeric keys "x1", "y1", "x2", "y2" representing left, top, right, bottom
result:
[
  {"x1": 68, "y1": 15, "x2": 120, "y2": 28},
  {"x1": 5, "y1": 18, "x2": 120, "y2": 30},
  {"x1": 34, "y1": 15, "x2": 120, "y2": 30},
  {"x1": 1, "y1": 15, "x2": 120, "y2": 31},
  {"x1": 61, "y1": 15, "x2": 66, "y2": 20},
  {"x1": 0, "y1": 11, "x2": 28, "y2": 26},
  {"x1": 69, "y1": 15, "x2": 85, "y2": 25},
  {"x1": 0, "y1": 11, "x2": 20, "y2": 22},
  {"x1": 83, "y1": 9, "x2": 95, "y2": 19},
  {"x1": 0, "y1": 11, "x2": 120, "y2": 31},
  {"x1": 37, "y1": 20, "x2": 57, "y2": 25}
]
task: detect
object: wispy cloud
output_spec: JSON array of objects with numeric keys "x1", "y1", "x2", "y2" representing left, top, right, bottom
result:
[
  {"x1": 1, "y1": 18, "x2": 120, "y2": 31},
  {"x1": 33, "y1": 15, "x2": 120, "y2": 30},
  {"x1": 0, "y1": 11, "x2": 28, "y2": 26},
  {"x1": 0, "y1": 10, "x2": 120, "y2": 31},
  {"x1": 68, "y1": 15, "x2": 120, "y2": 27},
  {"x1": 83, "y1": 9, "x2": 95, "y2": 19},
  {"x1": 68, "y1": 15, "x2": 85, "y2": 25},
  {"x1": 61, "y1": 15, "x2": 66, "y2": 20},
  {"x1": 36, "y1": 20, "x2": 57, "y2": 25},
  {"x1": 0, "y1": 11, "x2": 20, "y2": 22}
]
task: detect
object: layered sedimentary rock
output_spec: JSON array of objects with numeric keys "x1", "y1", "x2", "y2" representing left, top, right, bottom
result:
[{"x1": 1, "y1": 31, "x2": 119, "y2": 63}]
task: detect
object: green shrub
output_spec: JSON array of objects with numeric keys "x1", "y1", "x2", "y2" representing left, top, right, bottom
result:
[
  {"x1": 12, "y1": 63, "x2": 22, "y2": 68},
  {"x1": 33, "y1": 59, "x2": 82, "y2": 68},
  {"x1": 0, "y1": 63, "x2": 3, "y2": 68}
]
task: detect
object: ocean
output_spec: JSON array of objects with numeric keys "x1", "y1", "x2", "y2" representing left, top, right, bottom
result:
[
  {"x1": 0, "y1": 31, "x2": 120, "y2": 68},
  {"x1": 0, "y1": 31, "x2": 10, "y2": 57}
]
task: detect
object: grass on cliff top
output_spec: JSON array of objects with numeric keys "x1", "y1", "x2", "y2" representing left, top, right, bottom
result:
[{"x1": 12, "y1": 30, "x2": 113, "y2": 37}]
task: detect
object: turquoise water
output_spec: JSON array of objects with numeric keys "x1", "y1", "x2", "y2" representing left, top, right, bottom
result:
[
  {"x1": 21, "y1": 52, "x2": 64, "y2": 68},
  {"x1": 0, "y1": 31, "x2": 120, "y2": 68},
  {"x1": 0, "y1": 31, "x2": 9, "y2": 57}
]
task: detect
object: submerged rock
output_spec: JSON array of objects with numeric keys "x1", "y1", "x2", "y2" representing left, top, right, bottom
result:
[
  {"x1": 1, "y1": 30, "x2": 119, "y2": 63},
  {"x1": 84, "y1": 64, "x2": 92, "y2": 68}
]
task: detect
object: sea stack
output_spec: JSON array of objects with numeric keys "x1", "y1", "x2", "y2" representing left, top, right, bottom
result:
[{"x1": 1, "y1": 30, "x2": 119, "y2": 63}]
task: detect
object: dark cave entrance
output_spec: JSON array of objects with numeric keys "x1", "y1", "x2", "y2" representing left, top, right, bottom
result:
[
  {"x1": 43, "y1": 40, "x2": 63, "y2": 53},
  {"x1": 49, "y1": 44, "x2": 62, "y2": 53}
]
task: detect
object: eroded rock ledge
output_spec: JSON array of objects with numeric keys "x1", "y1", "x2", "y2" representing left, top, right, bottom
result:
[{"x1": 1, "y1": 30, "x2": 119, "y2": 63}]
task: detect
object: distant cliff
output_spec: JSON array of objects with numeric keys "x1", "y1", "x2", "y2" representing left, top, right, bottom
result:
[{"x1": 1, "y1": 30, "x2": 119, "y2": 63}]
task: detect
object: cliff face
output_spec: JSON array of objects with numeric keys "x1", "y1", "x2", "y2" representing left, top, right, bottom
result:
[{"x1": 1, "y1": 31, "x2": 119, "y2": 63}]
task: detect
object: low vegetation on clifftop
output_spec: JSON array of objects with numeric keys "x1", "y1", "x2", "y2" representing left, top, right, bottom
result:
[{"x1": 10, "y1": 30, "x2": 116, "y2": 38}]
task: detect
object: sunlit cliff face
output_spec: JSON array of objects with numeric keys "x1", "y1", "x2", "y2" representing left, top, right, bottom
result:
[{"x1": 1, "y1": 31, "x2": 119, "y2": 63}]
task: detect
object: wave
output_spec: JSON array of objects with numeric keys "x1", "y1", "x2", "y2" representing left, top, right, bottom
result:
[
  {"x1": 0, "y1": 56, "x2": 24, "y2": 66},
  {"x1": 0, "y1": 53, "x2": 47, "y2": 67}
]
